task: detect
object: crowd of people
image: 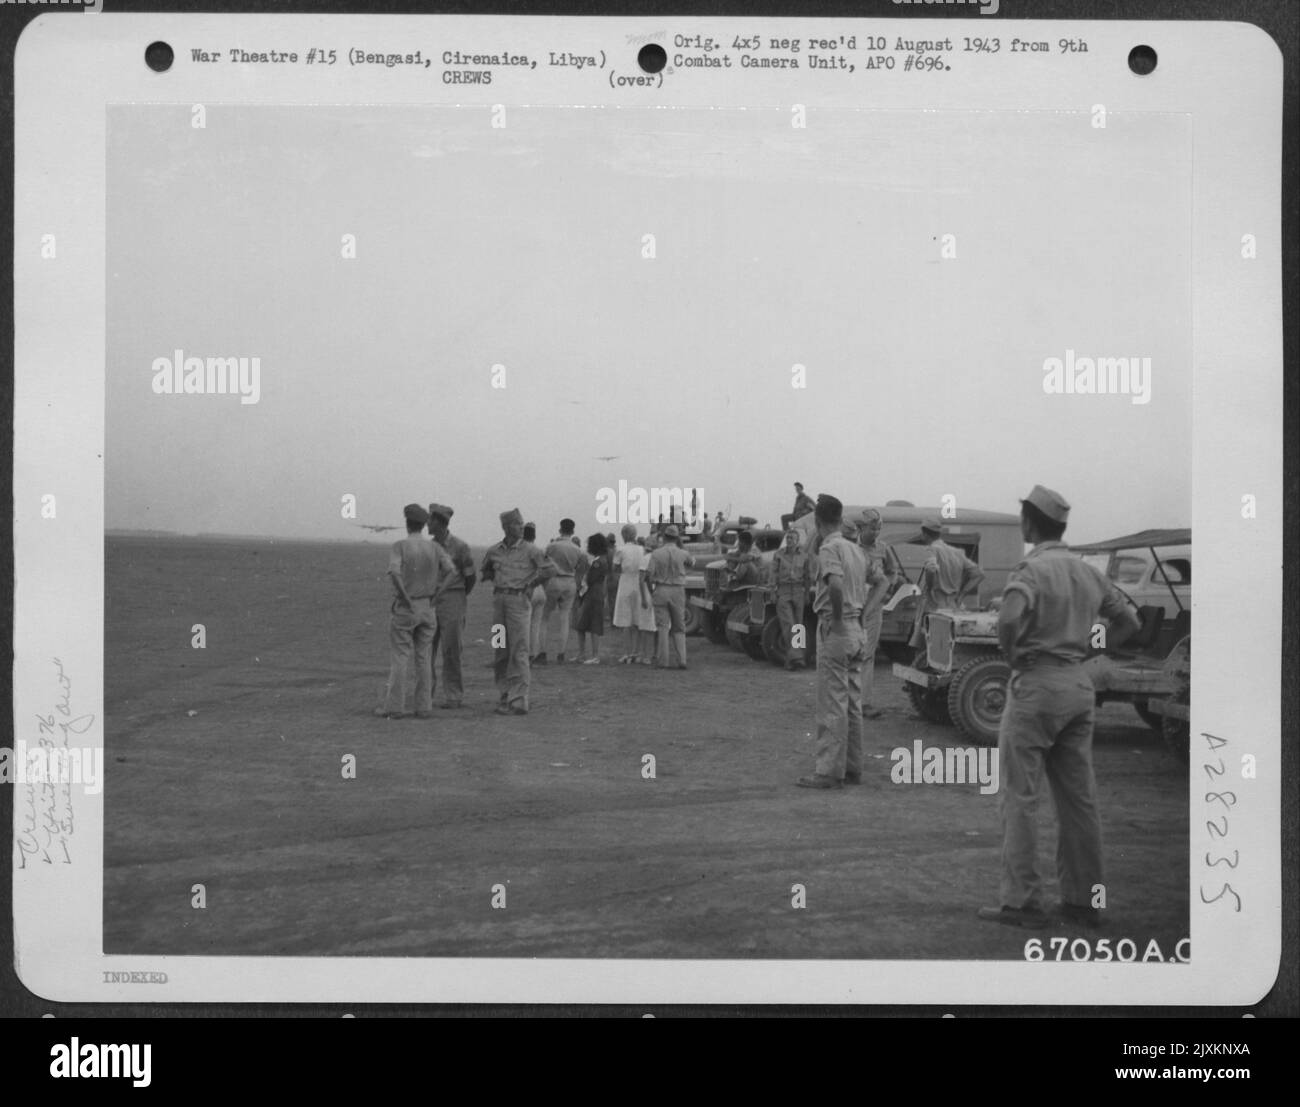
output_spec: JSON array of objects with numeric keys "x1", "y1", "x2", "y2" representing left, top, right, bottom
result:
[
  {"x1": 376, "y1": 505, "x2": 701, "y2": 720},
  {"x1": 375, "y1": 484, "x2": 1139, "y2": 931}
]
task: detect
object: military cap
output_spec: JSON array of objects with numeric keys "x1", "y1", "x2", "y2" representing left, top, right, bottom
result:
[
  {"x1": 404, "y1": 503, "x2": 430, "y2": 526},
  {"x1": 856, "y1": 508, "x2": 882, "y2": 526},
  {"x1": 428, "y1": 503, "x2": 454, "y2": 522},
  {"x1": 663, "y1": 524, "x2": 680, "y2": 538},
  {"x1": 1021, "y1": 485, "x2": 1071, "y2": 524},
  {"x1": 920, "y1": 517, "x2": 944, "y2": 535},
  {"x1": 499, "y1": 507, "x2": 524, "y2": 527}
]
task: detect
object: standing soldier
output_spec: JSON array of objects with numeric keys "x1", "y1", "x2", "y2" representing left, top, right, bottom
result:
[
  {"x1": 480, "y1": 508, "x2": 556, "y2": 716},
  {"x1": 376, "y1": 504, "x2": 456, "y2": 719},
  {"x1": 540, "y1": 518, "x2": 587, "y2": 664},
  {"x1": 772, "y1": 527, "x2": 813, "y2": 671},
  {"x1": 855, "y1": 508, "x2": 903, "y2": 716},
  {"x1": 979, "y1": 486, "x2": 1140, "y2": 928},
  {"x1": 797, "y1": 495, "x2": 871, "y2": 789},
  {"x1": 645, "y1": 524, "x2": 694, "y2": 669},
  {"x1": 427, "y1": 503, "x2": 476, "y2": 710},
  {"x1": 909, "y1": 517, "x2": 985, "y2": 660}
]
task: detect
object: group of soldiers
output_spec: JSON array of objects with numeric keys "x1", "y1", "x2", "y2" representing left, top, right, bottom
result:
[
  {"x1": 789, "y1": 487, "x2": 1140, "y2": 931},
  {"x1": 378, "y1": 503, "x2": 699, "y2": 720},
  {"x1": 377, "y1": 484, "x2": 1141, "y2": 931}
]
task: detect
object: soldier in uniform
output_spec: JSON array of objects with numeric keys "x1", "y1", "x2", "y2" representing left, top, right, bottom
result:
[
  {"x1": 376, "y1": 504, "x2": 457, "y2": 719},
  {"x1": 855, "y1": 508, "x2": 903, "y2": 716},
  {"x1": 978, "y1": 485, "x2": 1141, "y2": 928},
  {"x1": 780, "y1": 482, "x2": 817, "y2": 531},
  {"x1": 908, "y1": 517, "x2": 985, "y2": 659},
  {"x1": 479, "y1": 509, "x2": 556, "y2": 715},
  {"x1": 797, "y1": 495, "x2": 873, "y2": 790},
  {"x1": 772, "y1": 527, "x2": 813, "y2": 671},
  {"x1": 427, "y1": 503, "x2": 476, "y2": 709},
  {"x1": 645, "y1": 524, "x2": 694, "y2": 669}
]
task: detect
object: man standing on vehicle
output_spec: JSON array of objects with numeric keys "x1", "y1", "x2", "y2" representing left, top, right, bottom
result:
[
  {"x1": 772, "y1": 526, "x2": 813, "y2": 671},
  {"x1": 855, "y1": 508, "x2": 902, "y2": 716},
  {"x1": 978, "y1": 485, "x2": 1141, "y2": 929},
  {"x1": 908, "y1": 517, "x2": 985, "y2": 659},
  {"x1": 797, "y1": 494, "x2": 871, "y2": 790}
]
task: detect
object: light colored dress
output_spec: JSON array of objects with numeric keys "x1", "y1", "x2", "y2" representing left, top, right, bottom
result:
[{"x1": 612, "y1": 543, "x2": 656, "y2": 631}]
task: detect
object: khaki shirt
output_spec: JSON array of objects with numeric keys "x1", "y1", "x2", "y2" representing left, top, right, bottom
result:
[
  {"x1": 432, "y1": 531, "x2": 476, "y2": 593},
  {"x1": 772, "y1": 547, "x2": 812, "y2": 590},
  {"x1": 647, "y1": 544, "x2": 694, "y2": 586},
  {"x1": 1002, "y1": 541, "x2": 1128, "y2": 664},
  {"x1": 546, "y1": 539, "x2": 588, "y2": 579},
  {"x1": 480, "y1": 539, "x2": 556, "y2": 591},
  {"x1": 813, "y1": 532, "x2": 870, "y2": 619},
  {"x1": 923, "y1": 539, "x2": 982, "y2": 607},
  {"x1": 859, "y1": 539, "x2": 899, "y2": 616},
  {"x1": 389, "y1": 535, "x2": 456, "y2": 601}
]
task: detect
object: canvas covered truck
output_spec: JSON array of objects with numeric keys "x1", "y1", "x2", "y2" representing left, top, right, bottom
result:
[
  {"x1": 732, "y1": 503, "x2": 1023, "y2": 668},
  {"x1": 895, "y1": 527, "x2": 1192, "y2": 756}
]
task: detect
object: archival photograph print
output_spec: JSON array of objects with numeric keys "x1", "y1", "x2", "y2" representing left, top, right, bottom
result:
[{"x1": 102, "y1": 100, "x2": 1192, "y2": 962}]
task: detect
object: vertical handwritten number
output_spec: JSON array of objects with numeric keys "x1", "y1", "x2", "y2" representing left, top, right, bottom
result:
[
  {"x1": 1206, "y1": 816, "x2": 1228, "y2": 839},
  {"x1": 1205, "y1": 850, "x2": 1239, "y2": 869},
  {"x1": 1205, "y1": 791, "x2": 1237, "y2": 810},
  {"x1": 1203, "y1": 759, "x2": 1225, "y2": 781},
  {"x1": 1199, "y1": 883, "x2": 1242, "y2": 911}
]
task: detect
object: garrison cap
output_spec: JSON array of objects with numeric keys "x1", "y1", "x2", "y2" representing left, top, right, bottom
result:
[
  {"x1": 663, "y1": 524, "x2": 680, "y2": 538},
  {"x1": 920, "y1": 517, "x2": 944, "y2": 535},
  {"x1": 856, "y1": 508, "x2": 882, "y2": 526},
  {"x1": 500, "y1": 507, "x2": 524, "y2": 528},
  {"x1": 1021, "y1": 485, "x2": 1071, "y2": 524},
  {"x1": 404, "y1": 503, "x2": 430, "y2": 526},
  {"x1": 427, "y1": 503, "x2": 454, "y2": 522}
]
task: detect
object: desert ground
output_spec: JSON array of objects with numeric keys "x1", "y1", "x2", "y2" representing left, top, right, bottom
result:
[{"x1": 103, "y1": 535, "x2": 1189, "y2": 961}]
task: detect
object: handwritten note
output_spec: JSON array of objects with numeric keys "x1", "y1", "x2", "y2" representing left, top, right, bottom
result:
[{"x1": 15, "y1": 658, "x2": 95, "y2": 872}]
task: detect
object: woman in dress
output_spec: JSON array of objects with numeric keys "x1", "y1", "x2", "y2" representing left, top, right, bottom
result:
[
  {"x1": 572, "y1": 533, "x2": 609, "y2": 663},
  {"x1": 611, "y1": 524, "x2": 654, "y2": 663}
]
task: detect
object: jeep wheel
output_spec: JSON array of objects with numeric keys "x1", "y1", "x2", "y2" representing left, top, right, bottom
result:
[
  {"x1": 761, "y1": 617, "x2": 786, "y2": 665},
  {"x1": 742, "y1": 632, "x2": 767, "y2": 661},
  {"x1": 704, "y1": 610, "x2": 729, "y2": 645},
  {"x1": 947, "y1": 655, "x2": 1009, "y2": 746},
  {"x1": 1133, "y1": 697, "x2": 1162, "y2": 732},
  {"x1": 905, "y1": 679, "x2": 952, "y2": 726},
  {"x1": 682, "y1": 602, "x2": 702, "y2": 637}
]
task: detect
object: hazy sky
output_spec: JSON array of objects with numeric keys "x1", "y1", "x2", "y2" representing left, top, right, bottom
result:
[{"x1": 107, "y1": 104, "x2": 1190, "y2": 546}]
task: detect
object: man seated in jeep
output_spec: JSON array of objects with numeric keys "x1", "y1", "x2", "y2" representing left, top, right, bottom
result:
[{"x1": 724, "y1": 530, "x2": 763, "y2": 593}]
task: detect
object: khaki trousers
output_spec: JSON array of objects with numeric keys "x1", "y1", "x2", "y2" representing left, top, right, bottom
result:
[{"x1": 997, "y1": 663, "x2": 1104, "y2": 911}]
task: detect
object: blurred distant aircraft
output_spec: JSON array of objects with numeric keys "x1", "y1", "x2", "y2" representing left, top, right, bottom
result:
[
  {"x1": 353, "y1": 522, "x2": 403, "y2": 533},
  {"x1": 595, "y1": 455, "x2": 620, "y2": 462}
]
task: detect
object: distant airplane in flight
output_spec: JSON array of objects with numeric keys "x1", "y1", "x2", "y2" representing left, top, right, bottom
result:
[
  {"x1": 353, "y1": 522, "x2": 403, "y2": 533},
  {"x1": 595, "y1": 455, "x2": 620, "y2": 462}
]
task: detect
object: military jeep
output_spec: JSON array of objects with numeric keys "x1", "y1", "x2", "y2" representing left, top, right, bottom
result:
[{"x1": 895, "y1": 527, "x2": 1192, "y2": 757}]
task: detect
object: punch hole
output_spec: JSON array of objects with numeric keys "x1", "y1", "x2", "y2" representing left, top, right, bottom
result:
[
  {"x1": 1127, "y1": 45, "x2": 1157, "y2": 76},
  {"x1": 145, "y1": 41, "x2": 174, "y2": 73},
  {"x1": 637, "y1": 44, "x2": 667, "y2": 74}
]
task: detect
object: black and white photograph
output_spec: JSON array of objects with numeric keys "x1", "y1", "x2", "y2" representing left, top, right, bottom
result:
[{"x1": 7, "y1": 8, "x2": 1286, "y2": 1009}]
